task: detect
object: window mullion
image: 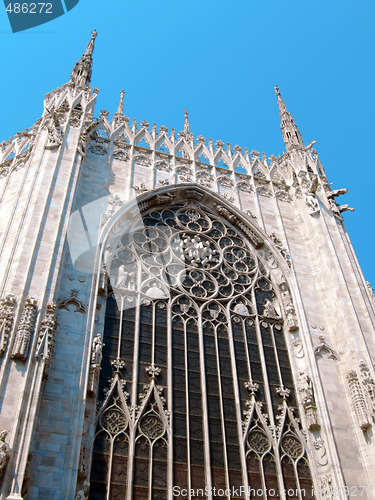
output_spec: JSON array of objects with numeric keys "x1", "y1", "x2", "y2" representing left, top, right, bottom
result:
[{"x1": 198, "y1": 314, "x2": 213, "y2": 498}]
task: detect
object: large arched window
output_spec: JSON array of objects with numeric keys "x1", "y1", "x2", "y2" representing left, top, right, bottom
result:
[{"x1": 89, "y1": 200, "x2": 314, "y2": 500}]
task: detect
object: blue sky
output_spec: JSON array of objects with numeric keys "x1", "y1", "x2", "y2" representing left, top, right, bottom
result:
[{"x1": 0, "y1": 0, "x2": 374, "y2": 285}]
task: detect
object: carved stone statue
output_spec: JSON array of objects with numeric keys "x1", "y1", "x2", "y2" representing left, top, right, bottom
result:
[
  {"x1": 298, "y1": 371, "x2": 314, "y2": 403},
  {"x1": 88, "y1": 334, "x2": 104, "y2": 397},
  {"x1": 263, "y1": 299, "x2": 279, "y2": 319},
  {"x1": 339, "y1": 204, "x2": 355, "y2": 213},
  {"x1": 91, "y1": 334, "x2": 104, "y2": 366},
  {"x1": 0, "y1": 430, "x2": 10, "y2": 477},
  {"x1": 326, "y1": 188, "x2": 348, "y2": 199},
  {"x1": 305, "y1": 192, "x2": 319, "y2": 213},
  {"x1": 75, "y1": 480, "x2": 90, "y2": 500},
  {"x1": 298, "y1": 372, "x2": 320, "y2": 431}
]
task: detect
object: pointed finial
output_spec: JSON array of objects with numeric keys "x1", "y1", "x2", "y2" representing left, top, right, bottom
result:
[
  {"x1": 274, "y1": 85, "x2": 304, "y2": 151},
  {"x1": 184, "y1": 108, "x2": 190, "y2": 133},
  {"x1": 70, "y1": 30, "x2": 98, "y2": 88},
  {"x1": 117, "y1": 90, "x2": 125, "y2": 115}
]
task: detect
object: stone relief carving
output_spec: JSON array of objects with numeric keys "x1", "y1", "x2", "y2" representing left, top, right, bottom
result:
[
  {"x1": 292, "y1": 338, "x2": 304, "y2": 358},
  {"x1": 314, "y1": 336, "x2": 339, "y2": 360},
  {"x1": 45, "y1": 108, "x2": 63, "y2": 149},
  {"x1": 196, "y1": 170, "x2": 213, "y2": 187},
  {"x1": 236, "y1": 180, "x2": 253, "y2": 193},
  {"x1": 0, "y1": 294, "x2": 16, "y2": 355},
  {"x1": 111, "y1": 150, "x2": 129, "y2": 162},
  {"x1": 88, "y1": 144, "x2": 107, "y2": 156},
  {"x1": 304, "y1": 178, "x2": 320, "y2": 215},
  {"x1": 57, "y1": 290, "x2": 86, "y2": 314},
  {"x1": 319, "y1": 475, "x2": 334, "y2": 500},
  {"x1": 217, "y1": 174, "x2": 234, "y2": 188},
  {"x1": 275, "y1": 190, "x2": 292, "y2": 203},
  {"x1": 155, "y1": 160, "x2": 172, "y2": 172},
  {"x1": 313, "y1": 438, "x2": 328, "y2": 466},
  {"x1": 256, "y1": 186, "x2": 273, "y2": 198},
  {"x1": 133, "y1": 183, "x2": 150, "y2": 195},
  {"x1": 101, "y1": 194, "x2": 124, "y2": 227},
  {"x1": 176, "y1": 165, "x2": 193, "y2": 182},
  {"x1": 359, "y1": 360, "x2": 375, "y2": 419},
  {"x1": 157, "y1": 179, "x2": 170, "y2": 187},
  {"x1": 35, "y1": 303, "x2": 57, "y2": 367},
  {"x1": 269, "y1": 233, "x2": 292, "y2": 267},
  {"x1": 298, "y1": 372, "x2": 320, "y2": 431},
  {"x1": 11, "y1": 297, "x2": 38, "y2": 362},
  {"x1": 222, "y1": 193, "x2": 235, "y2": 204},
  {"x1": 346, "y1": 369, "x2": 371, "y2": 431},
  {"x1": 0, "y1": 430, "x2": 10, "y2": 477},
  {"x1": 133, "y1": 155, "x2": 151, "y2": 167}
]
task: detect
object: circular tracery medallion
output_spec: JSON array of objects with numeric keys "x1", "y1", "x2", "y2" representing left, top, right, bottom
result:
[
  {"x1": 101, "y1": 408, "x2": 128, "y2": 435},
  {"x1": 281, "y1": 435, "x2": 303, "y2": 459},
  {"x1": 247, "y1": 431, "x2": 270, "y2": 454},
  {"x1": 140, "y1": 414, "x2": 164, "y2": 439}
]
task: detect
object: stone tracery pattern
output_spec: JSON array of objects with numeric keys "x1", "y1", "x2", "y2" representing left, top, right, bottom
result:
[{"x1": 89, "y1": 203, "x2": 314, "y2": 500}]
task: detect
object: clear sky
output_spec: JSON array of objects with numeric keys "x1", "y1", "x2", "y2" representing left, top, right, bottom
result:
[{"x1": 0, "y1": 0, "x2": 374, "y2": 285}]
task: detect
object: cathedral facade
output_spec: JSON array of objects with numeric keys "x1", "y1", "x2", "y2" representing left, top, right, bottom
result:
[{"x1": 0, "y1": 32, "x2": 375, "y2": 500}]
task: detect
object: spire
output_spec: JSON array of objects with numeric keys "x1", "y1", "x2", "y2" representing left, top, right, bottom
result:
[
  {"x1": 184, "y1": 108, "x2": 190, "y2": 133},
  {"x1": 117, "y1": 90, "x2": 125, "y2": 115},
  {"x1": 70, "y1": 30, "x2": 97, "y2": 88},
  {"x1": 275, "y1": 85, "x2": 304, "y2": 151}
]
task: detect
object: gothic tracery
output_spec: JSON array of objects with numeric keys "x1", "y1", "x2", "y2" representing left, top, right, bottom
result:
[{"x1": 89, "y1": 202, "x2": 314, "y2": 499}]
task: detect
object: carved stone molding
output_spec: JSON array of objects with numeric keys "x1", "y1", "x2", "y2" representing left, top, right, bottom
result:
[
  {"x1": 11, "y1": 297, "x2": 38, "y2": 362},
  {"x1": 213, "y1": 203, "x2": 263, "y2": 249}
]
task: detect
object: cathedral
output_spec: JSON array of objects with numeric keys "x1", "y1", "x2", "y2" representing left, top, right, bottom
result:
[{"x1": 0, "y1": 31, "x2": 375, "y2": 500}]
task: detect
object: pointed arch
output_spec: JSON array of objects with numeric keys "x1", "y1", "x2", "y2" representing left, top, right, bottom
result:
[{"x1": 88, "y1": 184, "x2": 316, "y2": 499}]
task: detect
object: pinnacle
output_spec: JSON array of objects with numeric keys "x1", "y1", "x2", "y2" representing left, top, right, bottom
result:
[{"x1": 69, "y1": 30, "x2": 98, "y2": 88}]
